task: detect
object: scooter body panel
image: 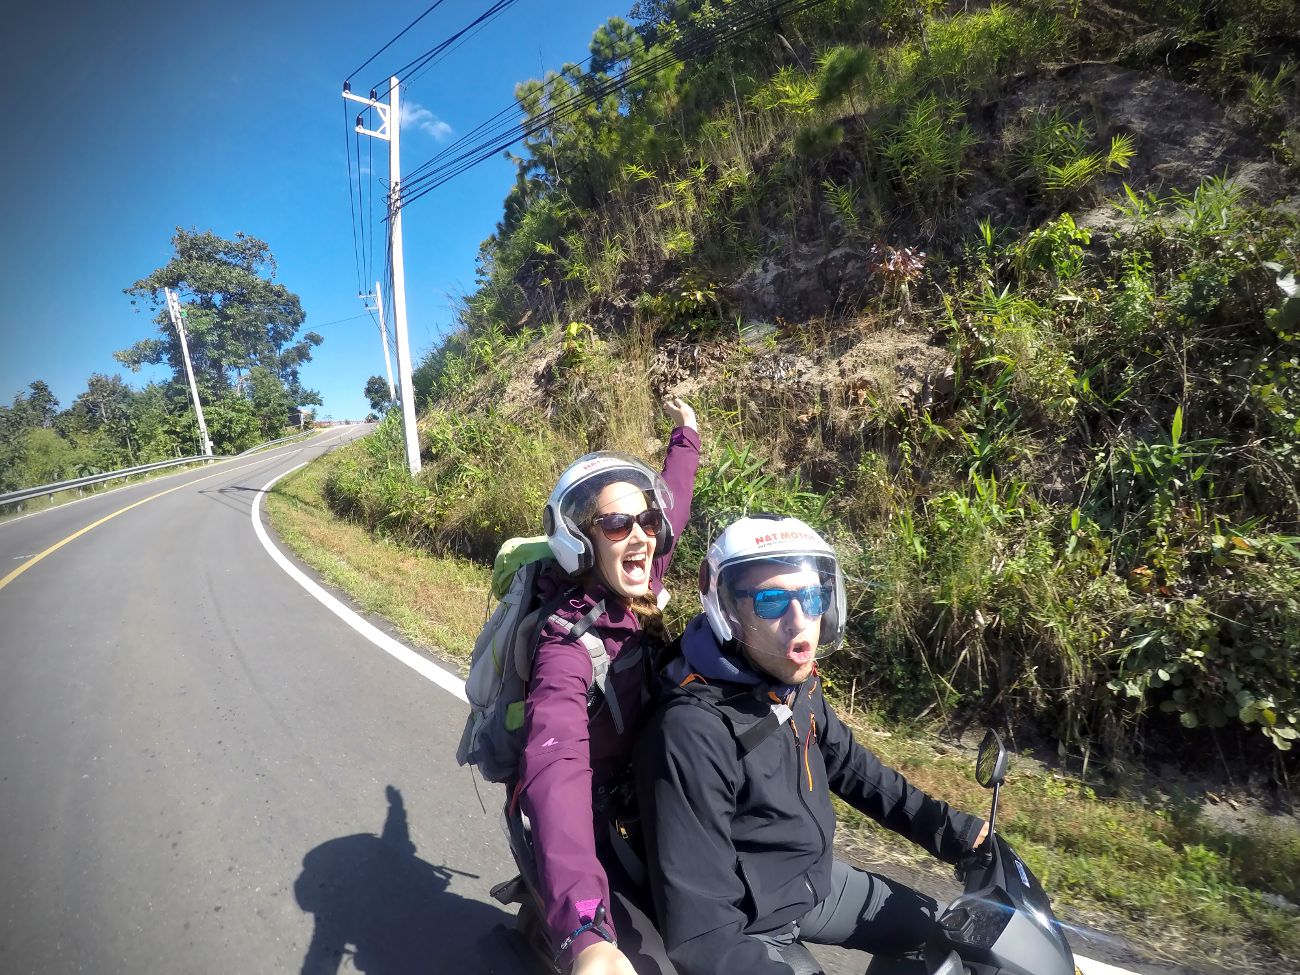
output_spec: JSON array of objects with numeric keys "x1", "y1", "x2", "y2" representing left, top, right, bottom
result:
[{"x1": 928, "y1": 835, "x2": 1075, "y2": 975}]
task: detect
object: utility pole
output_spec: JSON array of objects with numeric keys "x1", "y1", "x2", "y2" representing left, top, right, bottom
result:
[
  {"x1": 164, "y1": 287, "x2": 213, "y2": 457},
  {"x1": 364, "y1": 280, "x2": 397, "y2": 402},
  {"x1": 344, "y1": 77, "x2": 421, "y2": 476}
]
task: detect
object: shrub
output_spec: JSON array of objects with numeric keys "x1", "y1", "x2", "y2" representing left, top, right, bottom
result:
[{"x1": 881, "y1": 95, "x2": 975, "y2": 206}]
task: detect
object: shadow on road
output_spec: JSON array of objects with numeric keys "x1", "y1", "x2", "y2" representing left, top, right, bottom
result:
[{"x1": 294, "y1": 785, "x2": 515, "y2": 974}]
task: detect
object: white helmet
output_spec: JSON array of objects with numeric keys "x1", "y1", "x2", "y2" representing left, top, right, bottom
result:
[
  {"x1": 543, "y1": 451, "x2": 674, "y2": 575},
  {"x1": 700, "y1": 514, "x2": 846, "y2": 653}
]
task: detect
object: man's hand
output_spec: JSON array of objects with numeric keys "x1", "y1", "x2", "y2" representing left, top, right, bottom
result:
[
  {"x1": 572, "y1": 940, "x2": 635, "y2": 975},
  {"x1": 972, "y1": 820, "x2": 990, "y2": 848},
  {"x1": 662, "y1": 395, "x2": 697, "y2": 432}
]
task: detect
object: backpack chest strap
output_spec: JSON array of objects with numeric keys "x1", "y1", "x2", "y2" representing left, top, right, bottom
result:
[
  {"x1": 676, "y1": 681, "x2": 794, "y2": 758},
  {"x1": 547, "y1": 600, "x2": 632, "y2": 735}
]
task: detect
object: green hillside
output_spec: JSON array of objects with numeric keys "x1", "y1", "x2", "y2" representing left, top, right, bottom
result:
[{"x1": 338, "y1": 0, "x2": 1300, "y2": 760}]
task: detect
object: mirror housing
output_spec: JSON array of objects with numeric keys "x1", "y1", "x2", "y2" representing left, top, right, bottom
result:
[{"x1": 976, "y1": 729, "x2": 1008, "y2": 788}]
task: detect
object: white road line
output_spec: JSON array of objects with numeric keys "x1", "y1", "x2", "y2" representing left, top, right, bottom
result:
[
  {"x1": 1077, "y1": 958, "x2": 1141, "y2": 975},
  {"x1": 252, "y1": 454, "x2": 1140, "y2": 975},
  {"x1": 250, "y1": 462, "x2": 468, "y2": 703}
]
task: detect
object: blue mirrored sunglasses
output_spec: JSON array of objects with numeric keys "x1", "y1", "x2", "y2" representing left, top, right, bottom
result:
[{"x1": 733, "y1": 585, "x2": 831, "y2": 620}]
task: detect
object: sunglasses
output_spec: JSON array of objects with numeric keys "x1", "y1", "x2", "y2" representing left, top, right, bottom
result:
[
  {"x1": 589, "y1": 509, "x2": 664, "y2": 541},
  {"x1": 733, "y1": 585, "x2": 832, "y2": 621}
]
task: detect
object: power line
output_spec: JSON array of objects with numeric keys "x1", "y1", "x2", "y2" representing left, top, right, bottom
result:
[
  {"x1": 311, "y1": 312, "x2": 374, "y2": 329},
  {"x1": 404, "y1": 0, "x2": 519, "y2": 90},
  {"x1": 345, "y1": 0, "x2": 451, "y2": 83},
  {"x1": 397, "y1": 0, "x2": 833, "y2": 210},
  {"x1": 367, "y1": 130, "x2": 376, "y2": 288},
  {"x1": 402, "y1": 53, "x2": 596, "y2": 186},
  {"x1": 369, "y1": 0, "x2": 523, "y2": 99},
  {"x1": 398, "y1": 0, "x2": 821, "y2": 200},
  {"x1": 354, "y1": 130, "x2": 370, "y2": 289},
  {"x1": 400, "y1": 0, "x2": 810, "y2": 190}
]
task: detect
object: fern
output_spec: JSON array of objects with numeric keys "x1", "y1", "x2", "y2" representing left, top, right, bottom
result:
[
  {"x1": 822, "y1": 179, "x2": 862, "y2": 238},
  {"x1": 883, "y1": 95, "x2": 974, "y2": 205},
  {"x1": 1021, "y1": 108, "x2": 1136, "y2": 197}
]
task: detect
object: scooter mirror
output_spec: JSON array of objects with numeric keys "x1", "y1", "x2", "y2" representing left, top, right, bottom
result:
[{"x1": 975, "y1": 729, "x2": 1009, "y2": 788}]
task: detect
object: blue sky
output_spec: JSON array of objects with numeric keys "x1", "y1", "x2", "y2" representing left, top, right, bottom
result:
[{"x1": 0, "y1": 0, "x2": 622, "y2": 420}]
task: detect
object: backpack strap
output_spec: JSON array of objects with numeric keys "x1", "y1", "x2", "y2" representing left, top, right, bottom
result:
[
  {"x1": 548, "y1": 600, "x2": 632, "y2": 735},
  {"x1": 675, "y1": 680, "x2": 792, "y2": 758},
  {"x1": 735, "y1": 703, "x2": 793, "y2": 755}
]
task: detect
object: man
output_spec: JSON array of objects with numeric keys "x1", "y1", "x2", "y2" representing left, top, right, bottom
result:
[{"x1": 634, "y1": 515, "x2": 987, "y2": 974}]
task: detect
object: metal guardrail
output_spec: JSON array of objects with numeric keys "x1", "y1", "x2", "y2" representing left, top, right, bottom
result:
[
  {"x1": 0, "y1": 455, "x2": 222, "y2": 509},
  {"x1": 234, "y1": 429, "x2": 317, "y2": 456},
  {"x1": 0, "y1": 427, "x2": 327, "y2": 510}
]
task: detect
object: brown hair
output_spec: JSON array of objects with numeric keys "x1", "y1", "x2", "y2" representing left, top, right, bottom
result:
[{"x1": 630, "y1": 591, "x2": 671, "y2": 648}]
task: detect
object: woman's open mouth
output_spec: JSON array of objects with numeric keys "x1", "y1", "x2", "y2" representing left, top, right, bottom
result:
[{"x1": 621, "y1": 552, "x2": 649, "y2": 584}]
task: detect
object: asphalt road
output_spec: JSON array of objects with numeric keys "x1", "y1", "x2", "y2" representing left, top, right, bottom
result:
[
  {"x1": 0, "y1": 429, "x2": 516, "y2": 974},
  {"x1": 0, "y1": 428, "x2": 1203, "y2": 975}
]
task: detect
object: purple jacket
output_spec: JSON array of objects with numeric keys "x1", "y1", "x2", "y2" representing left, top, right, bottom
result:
[{"x1": 518, "y1": 426, "x2": 701, "y2": 968}]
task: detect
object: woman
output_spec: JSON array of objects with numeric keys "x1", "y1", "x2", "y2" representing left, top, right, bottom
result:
[{"x1": 518, "y1": 395, "x2": 699, "y2": 975}]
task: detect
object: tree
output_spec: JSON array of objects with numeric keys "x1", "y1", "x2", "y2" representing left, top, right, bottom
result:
[
  {"x1": 202, "y1": 395, "x2": 261, "y2": 454},
  {"x1": 246, "y1": 366, "x2": 295, "y2": 439},
  {"x1": 364, "y1": 376, "x2": 394, "y2": 415},
  {"x1": 56, "y1": 374, "x2": 138, "y2": 465},
  {"x1": 116, "y1": 229, "x2": 323, "y2": 406},
  {"x1": 0, "y1": 381, "x2": 61, "y2": 489},
  {"x1": 0, "y1": 399, "x2": 28, "y2": 492},
  {"x1": 24, "y1": 381, "x2": 59, "y2": 427},
  {"x1": 18, "y1": 427, "x2": 82, "y2": 485}
]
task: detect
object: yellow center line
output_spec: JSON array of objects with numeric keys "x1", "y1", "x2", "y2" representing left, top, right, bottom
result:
[{"x1": 0, "y1": 449, "x2": 314, "y2": 593}]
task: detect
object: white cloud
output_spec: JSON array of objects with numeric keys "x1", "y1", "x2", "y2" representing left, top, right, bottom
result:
[{"x1": 400, "y1": 101, "x2": 453, "y2": 141}]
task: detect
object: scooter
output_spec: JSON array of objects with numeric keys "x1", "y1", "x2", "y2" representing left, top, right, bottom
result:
[
  {"x1": 924, "y1": 729, "x2": 1079, "y2": 975},
  {"x1": 487, "y1": 730, "x2": 1077, "y2": 975}
]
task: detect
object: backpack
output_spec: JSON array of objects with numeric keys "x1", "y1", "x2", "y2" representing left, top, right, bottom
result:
[{"x1": 456, "y1": 542, "x2": 627, "y2": 784}]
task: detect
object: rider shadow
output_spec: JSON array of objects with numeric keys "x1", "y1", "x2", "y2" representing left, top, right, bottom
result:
[{"x1": 295, "y1": 785, "x2": 515, "y2": 974}]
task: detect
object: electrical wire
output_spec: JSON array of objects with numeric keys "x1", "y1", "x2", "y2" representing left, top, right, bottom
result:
[
  {"x1": 401, "y1": 52, "x2": 596, "y2": 186},
  {"x1": 398, "y1": 0, "x2": 820, "y2": 198},
  {"x1": 403, "y1": 0, "x2": 518, "y2": 90},
  {"x1": 398, "y1": 0, "x2": 805, "y2": 189},
  {"x1": 367, "y1": 129, "x2": 376, "y2": 288},
  {"x1": 369, "y1": 0, "x2": 522, "y2": 99},
  {"x1": 345, "y1": 0, "x2": 451, "y2": 84},
  {"x1": 312, "y1": 312, "x2": 374, "y2": 329},
  {"x1": 354, "y1": 130, "x2": 370, "y2": 290},
  {"x1": 397, "y1": 0, "x2": 833, "y2": 210}
]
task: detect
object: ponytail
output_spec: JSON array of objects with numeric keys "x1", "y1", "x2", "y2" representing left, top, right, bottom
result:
[{"x1": 630, "y1": 592, "x2": 671, "y2": 650}]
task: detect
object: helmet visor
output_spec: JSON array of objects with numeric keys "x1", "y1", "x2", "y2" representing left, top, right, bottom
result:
[{"x1": 717, "y1": 553, "x2": 846, "y2": 664}]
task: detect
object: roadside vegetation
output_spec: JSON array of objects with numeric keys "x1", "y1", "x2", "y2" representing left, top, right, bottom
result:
[
  {"x1": 0, "y1": 230, "x2": 323, "y2": 494},
  {"x1": 293, "y1": 0, "x2": 1300, "y2": 966}
]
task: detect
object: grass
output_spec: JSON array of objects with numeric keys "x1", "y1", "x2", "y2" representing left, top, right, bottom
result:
[
  {"x1": 263, "y1": 449, "x2": 488, "y2": 665},
  {"x1": 827, "y1": 708, "x2": 1300, "y2": 969},
  {"x1": 269, "y1": 443, "x2": 1299, "y2": 970}
]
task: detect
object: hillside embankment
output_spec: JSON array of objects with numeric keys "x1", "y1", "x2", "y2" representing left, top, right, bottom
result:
[{"x1": 298, "y1": 0, "x2": 1300, "y2": 968}]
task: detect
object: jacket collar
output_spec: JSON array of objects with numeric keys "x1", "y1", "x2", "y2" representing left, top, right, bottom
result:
[{"x1": 668, "y1": 615, "x2": 799, "y2": 701}]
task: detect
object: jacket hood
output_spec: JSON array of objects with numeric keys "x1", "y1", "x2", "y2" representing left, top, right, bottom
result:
[{"x1": 667, "y1": 615, "x2": 764, "y2": 686}]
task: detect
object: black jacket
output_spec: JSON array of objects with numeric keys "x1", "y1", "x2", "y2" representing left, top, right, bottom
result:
[{"x1": 633, "y1": 622, "x2": 984, "y2": 975}]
